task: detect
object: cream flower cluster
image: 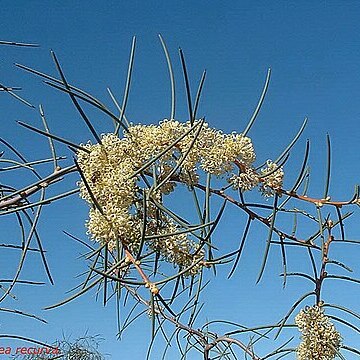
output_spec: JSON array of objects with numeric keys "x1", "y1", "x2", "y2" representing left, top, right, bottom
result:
[
  {"x1": 77, "y1": 119, "x2": 283, "y2": 273},
  {"x1": 295, "y1": 304, "x2": 342, "y2": 360},
  {"x1": 228, "y1": 159, "x2": 284, "y2": 195},
  {"x1": 259, "y1": 160, "x2": 284, "y2": 197},
  {"x1": 148, "y1": 220, "x2": 205, "y2": 276},
  {"x1": 126, "y1": 119, "x2": 257, "y2": 180},
  {"x1": 77, "y1": 133, "x2": 140, "y2": 251},
  {"x1": 229, "y1": 168, "x2": 260, "y2": 191}
]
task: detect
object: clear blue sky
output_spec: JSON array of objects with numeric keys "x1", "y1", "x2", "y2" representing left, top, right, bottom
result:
[{"x1": 0, "y1": 1, "x2": 359, "y2": 359}]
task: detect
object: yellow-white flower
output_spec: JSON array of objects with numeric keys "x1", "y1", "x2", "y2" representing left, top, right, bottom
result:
[
  {"x1": 77, "y1": 119, "x2": 280, "y2": 274},
  {"x1": 295, "y1": 304, "x2": 342, "y2": 360}
]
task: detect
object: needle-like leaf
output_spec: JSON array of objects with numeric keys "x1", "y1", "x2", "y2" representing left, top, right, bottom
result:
[
  {"x1": 0, "y1": 40, "x2": 39, "y2": 47},
  {"x1": 323, "y1": 133, "x2": 331, "y2": 199},
  {"x1": 115, "y1": 36, "x2": 136, "y2": 135},
  {"x1": 50, "y1": 51, "x2": 102, "y2": 144},
  {"x1": 159, "y1": 34, "x2": 176, "y2": 120},
  {"x1": 243, "y1": 68, "x2": 271, "y2": 136},
  {"x1": 179, "y1": 48, "x2": 193, "y2": 124},
  {"x1": 257, "y1": 194, "x2": 278, "y2": 283},
  {"x1": 17, "y1": 121, "x2": 90, "y2": 153}
]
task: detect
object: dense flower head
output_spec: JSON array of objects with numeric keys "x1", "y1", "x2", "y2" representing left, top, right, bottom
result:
[
  {"x1": 147, "y1": 219, "x2": 205, "y2": 276},
  {"x1": 295, "y1": 304, "x2": 342, "y2": 360},
  {"x1": 229, "y1": 168, "x2": 260, "y2": 191},
  {"x1": 77, "y1": 119, "x2": 283, "y2": 273},
  {"x1": 125, "y1": 119, "x2": 257, "y2": 176},
  {"x1": 259, "y1": 160, "x2": 284, "y2": 197}
]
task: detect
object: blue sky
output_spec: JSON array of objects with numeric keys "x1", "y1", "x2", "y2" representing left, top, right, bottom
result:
[{"x1": 0, "y1": 1, "x2": 359, "y2": 359}]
